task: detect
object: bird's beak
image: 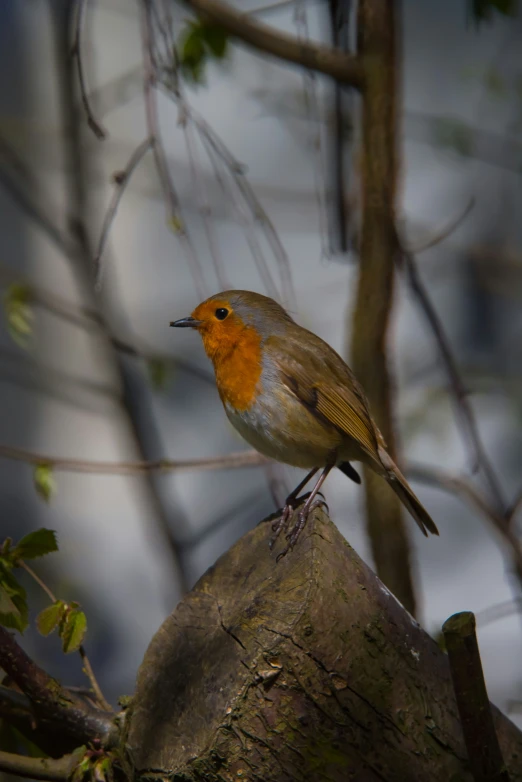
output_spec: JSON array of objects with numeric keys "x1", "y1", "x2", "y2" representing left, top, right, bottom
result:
[{"x1": 170, "y1": 316, "x2": 201, "y2": 329}]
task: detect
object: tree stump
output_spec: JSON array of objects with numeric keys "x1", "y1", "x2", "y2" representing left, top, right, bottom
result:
[{"x1": 126, "y1": 509, "x2": 522, "y2": 781}]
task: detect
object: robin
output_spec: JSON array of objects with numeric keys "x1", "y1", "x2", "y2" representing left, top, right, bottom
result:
[{"x1": 171, "y1": 290, "x2": 438, "y2": 558}]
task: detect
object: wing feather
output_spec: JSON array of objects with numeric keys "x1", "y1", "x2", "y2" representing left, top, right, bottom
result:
[{"x1": 265, "y1": 331, "x2": 380, "y2": 461}]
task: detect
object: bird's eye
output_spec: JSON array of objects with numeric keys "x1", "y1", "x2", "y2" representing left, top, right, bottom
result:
[{"x1": 215, "y1": 307, "x2": 229, "y2": 320}]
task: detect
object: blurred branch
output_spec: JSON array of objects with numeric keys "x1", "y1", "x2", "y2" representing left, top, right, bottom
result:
[
  {"x1": 0, "y1": 264, "x2": 214, "y2": 386},
  {"x1": 409, "y1": 464, "x2": 522, "y2": 584},
  {"x1": 94, "y1": 138, "x2": 152, "y2": 289},
  {"x1": 0, "y1": 627, "x2": 115, "y2": 747},
  {"x1": 182, "y1": 0, "x2": 364, "y2": 87},
  {"x1": 140, "y1": 0, "x2": 207, "y2": 300},
  {"x1": 398, "y1": 235, "x2": 507, "y2": 513},
  {"x1": 71, "y1": 0, "x2": 107, "y2": 139},
  {"x1": 0, "y1": 748, "x2": 83, "y2": 782},
  {"x1": 408, "y1": 199, "x2": 475, "y2": 254},
  {"x1": 0, "y1": 444, "x2": 269, "y2": 475},
  {"x1": 52, "y1": 1, "x2": 191, "y2": 599},
  {"x1": 443, "y1": 611, "x2": 511, "y2": 782},
  {"x1": 349, "y1": 1, "x2": 417, "y2": 615}
]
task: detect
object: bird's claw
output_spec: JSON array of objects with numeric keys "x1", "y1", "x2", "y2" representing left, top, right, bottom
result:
[{"x1": 275, "y1": 494, "x2": 328, "y2": 561}]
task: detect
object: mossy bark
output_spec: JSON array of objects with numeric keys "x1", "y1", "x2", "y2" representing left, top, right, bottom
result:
[{"x1": 126, "y1": 509, "x2": 522, "y2": 781}]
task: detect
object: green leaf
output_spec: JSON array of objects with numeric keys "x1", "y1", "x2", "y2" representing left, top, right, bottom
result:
[
  {"x1": 470, "y1": 0, "x2": 518, "y2": 25},
  {"x1": 3, "y1": 283, "x2": 33, "y2": 348},
  {"x1": 33, "y1": 464, "x2": 56, "y2": 503},
  {"x1": 60, "y1": 607, "x2": 87, "y2": 654},
  {"x1": 433, "y1": 117, "x2": 474, "y2": 157},
  {"x1": 179, "y1": 25, "x2": 208, "y2": 83},
  {"x1": 168, "y1": 214, "x2": 184, "y2": 234},
  {"x1": 147, "y1": 358, "x2": 170, "y2": 391},
  {"x1": 12, "y1": 528, "x2": 58, "y2": 561},
  {"x1": 201, "y1": 23, "x2": 228, "y2": 59},
  {"x1": 0, "y1": 565, "x2": 28, "y2": 633},
  {"x1": 37, "y1": 600, "x2": 67, "y2": 636}
]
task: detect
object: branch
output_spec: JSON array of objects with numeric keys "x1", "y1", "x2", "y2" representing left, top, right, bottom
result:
[
  {"x1": 19, "y1": 562, "x2": 111, "y2": 712},
  {"x1": 140, "y1": 0, "x2": 207, "y2": 300},
  {"x1": 0, "y1": 444, "x2": 269, "y2": 475},
  {"x1": 182, "y1": 0, "x2": 364, "y2": 88},
  {"x1": 443, "y1": 612, "x2": 511, "y2": 782},
  {"x1": 398, "y1": 237, "x2": 506, "y2": 512},
  {"x1": 409, "y1": 464, "x2": 522, "y2": 584},
  {"x1": 0, "y1": 749, "x2": 83, "y2": 782},
  {"x1": 349, "y1": 0, "x2": 416, "y2": 615},
  {"x1": 94, "y1": 138, "x2": 152, "y2": 289},
  {"x1": 407, "y1": 198, "x2": 475, "y2": 254},
  {"x1": 71, "y1": 0, "x2": 107, "y2": 139},
  {"x1": 0, "y1": 627, "x2": 116, "y2": 748}
]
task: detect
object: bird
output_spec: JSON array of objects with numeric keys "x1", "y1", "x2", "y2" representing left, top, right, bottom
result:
[{"x1": 171, "y1": 290, "x2": 438, "y2": 559}]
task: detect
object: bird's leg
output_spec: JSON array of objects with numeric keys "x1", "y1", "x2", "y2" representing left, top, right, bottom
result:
[
  {"x1": 277, "y1": 464, "x2": 334, "y2": 561},
  {"x1": 270, "y1": 467, "x2": 318, "y2": 547}
]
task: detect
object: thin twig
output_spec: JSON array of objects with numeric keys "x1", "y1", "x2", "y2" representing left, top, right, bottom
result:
[
  {"x1": 409, "y1": 464, "x2": 522, "y2": 583},
  {"x1": 94, "y1": 138, "x2": 152, "y2": 290},
  {"x1": 0, "y1": 748, "x2": 84, "y2": 782},
  {"x1": 19, "y1": 561, "x2": 56, "y2": 603},
  {"x1": 19, "y1": 562, "x2": 111, "y2": 712},
  {"x1": 188, "y1": 108, "x2": 295, "y2": 305},
  {"x1": 71, "y1": 0, "x2": 107, "y2": 139},
  {"x1": 443, "y1": 612, "x2": 511, "y2": 782},
  {"x1": 0, "y1": 444, "x2": 269, "y2": 475},
  {"x1": 398, "y1": 235, "x2": 506, "y2": 512},
  {"x1": 407, "y1": 199, "x2": 475, "y2": 254},
  {"x1": 140, "y1": 0, "x2": 207, "y2": 300},
  {"x1": 181, "y1": 119, "x2": 230, "y2": 289}
]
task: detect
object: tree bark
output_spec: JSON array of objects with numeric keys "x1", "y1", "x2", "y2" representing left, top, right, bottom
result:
[
  {"x1": 349, "y1": 0, "x2": 417, "y2": 615},
  {"x1": 126, "y1": 508, "x2": 522, "y2": 781}
]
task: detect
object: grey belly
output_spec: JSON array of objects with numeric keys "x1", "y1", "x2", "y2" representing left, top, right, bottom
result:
[{"x1": 223, "y1": 391, "x2": 345, "y2": 469}]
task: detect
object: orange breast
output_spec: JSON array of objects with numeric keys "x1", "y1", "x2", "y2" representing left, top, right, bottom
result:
[{"x1": 211, "y1": 327, "x2": 262, "y2": 412}]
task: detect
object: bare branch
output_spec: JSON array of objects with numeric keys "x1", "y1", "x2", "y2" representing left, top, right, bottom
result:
[
  {"x1": 0, "y1": 444, "x2": 269, "y2": 475},
  {"x1": 71, "y1": 0, "x2": 107, "y2": 139},
  {"x1": 182, "y1": 0, "x2": 364, "y2": 88},
  {"x1": 398, "y1": 237, "x2": 506, "y2": 512},
  {"x1": 0, "y1": 627, "x2": 116, "y2": 747},
  {"x1": 0, "y1": 748, "x2": 84, "y2": 782},
  {"x1": 140, "y1": 0, "x2": 207, "y2": 300},
  {"x1": 409, "y1": 464, "x2": 522, "y2": 584},
  {"x1": 443, "y1": 612, "x2": 511, "y2": 782},
  {"x1": 407, "y1": 199, "x2": 475, "y2": 254},
  {"x1": 94, "y1": 138, "x2": 152, "y2": 289}
]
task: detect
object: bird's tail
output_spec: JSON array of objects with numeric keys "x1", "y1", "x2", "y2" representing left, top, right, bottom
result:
[{"x1": 377, "y1": 446, "x2": 439, "y2": 537}]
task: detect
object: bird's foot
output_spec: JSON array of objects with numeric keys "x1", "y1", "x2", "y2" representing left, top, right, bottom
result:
[
  {"x1": 275, "y1": 493, "x2": 328, "y2": 562},
  {"x1": 269, "y1": 492, "x2": 313, "y2": 550}
]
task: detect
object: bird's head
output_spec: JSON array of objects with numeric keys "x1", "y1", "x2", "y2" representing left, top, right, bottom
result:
[{"x1": 170, "y1": 290, "x2": 292, "y2": 362}]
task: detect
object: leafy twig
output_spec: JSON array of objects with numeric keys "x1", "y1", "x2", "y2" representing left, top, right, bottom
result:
[
  {"x1": 19, "y1": 562, "x2": 111, "y2": 711},
  {"x1": 182, "y1": 0, "x2": 363, "y2": 87}
]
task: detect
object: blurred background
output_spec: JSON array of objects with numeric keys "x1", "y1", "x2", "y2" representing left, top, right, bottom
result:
[{"x1": 1, "y1": 0, "x2": 522, "y2": 728}]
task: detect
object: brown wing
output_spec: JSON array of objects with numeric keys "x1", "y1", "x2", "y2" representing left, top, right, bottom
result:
[{"x1": 265, "y1": 330, "x2": 381, "y2": 461}]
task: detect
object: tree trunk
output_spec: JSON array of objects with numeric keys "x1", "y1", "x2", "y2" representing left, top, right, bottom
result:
[{"x1": 125, "y1": 509, "x2": 522, "y2": 781}]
